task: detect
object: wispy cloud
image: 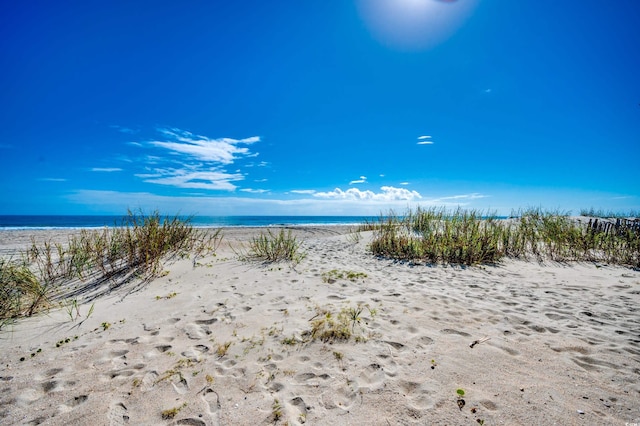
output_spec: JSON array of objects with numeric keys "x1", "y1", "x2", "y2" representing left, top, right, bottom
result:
[
  {"x1": 130, "y1": 127, "x2": 262, "y2": 192},
  {"x1": 110, "y1": 125, "x2": 138, "y2": 134},
  {"x1": 314, "y1": 186, "x2": 422, "y2": 201},
  {"x1": 91, "y1": 167, "x2": 123, "y2": 172},
  {"x1": 417, "y1": 135, "x2": 434, "y2": 145},
  {"x1": 240, "y1": 188, "x2": 269, "y2": 194},
  {"x1": 438, "y1": 193, "x2": 487, "y2": 201},
  {"x1": 151, "y1": 128, "x2": 259, "y2": 164},
  {"x1": 136, "y1": 169, "x2": 243, "y2": 191},
  {"x1": 39, "y1": 177, "x2": 67, "y2": 182},
  {"x1": 291, "y1": 189, "x2": 316, "y2": 195},
  {"x1": 349, "y1": 175, "x2": 367, "y2": 185}
]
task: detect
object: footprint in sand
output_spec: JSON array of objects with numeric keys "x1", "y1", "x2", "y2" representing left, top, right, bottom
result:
[
  {"x1": 184, "y1": 323, "x2": 211, "y2": 340},
  {"x1": 289, "y1": 396, "x2": 309, "y2": 421},
  {"x1": 69, "y1": 394, "x2": 88, "y2": 407},
  {"x1": 357, "y1": 363, "x2": 385, "y2": 391},
  {"x1": 399, "y1": 380, "x2": 434, "y2": 410},
  {"x1": 176, "y1": 419, "x2": 207, "y2": 426},
  {"x1": 107, "y1": 401, "x2": 129, "y2": 425},
  {"x1": 322, "y1": 385, "x2": 357, "y2": 410},
  {"x1": 200, "y1": 387, "x2": 220, "y2": 425}
]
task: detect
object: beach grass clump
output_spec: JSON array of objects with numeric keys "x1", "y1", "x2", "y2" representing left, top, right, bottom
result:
[
  {"x1": 307, "y1": 304, "x2": 371, "y2": 343},
  {"x1": 369, "y1": 207, "x2": 640, "y2": 267},
  {"x1": 0, "y1": 211, "x2": 222, "y2": 328},
  {"x1": 246, "y1": 229, "x2": 305, "y2": 264},
  {"x1": 321, "y1": 269, "x2": 368, "y2": 283},
  {"x1": 0, "y1": 258, "x2": 47, "y2": 324}
]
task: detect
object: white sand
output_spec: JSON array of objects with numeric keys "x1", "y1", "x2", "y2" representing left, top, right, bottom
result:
[{"x1": 1, "y1": 227, "x2": 639, "y2": 425}]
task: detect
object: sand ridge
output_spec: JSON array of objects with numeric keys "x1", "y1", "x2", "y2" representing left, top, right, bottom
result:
[{"x1": 1, "y1": 227, "x2": 639, "y2": 425}]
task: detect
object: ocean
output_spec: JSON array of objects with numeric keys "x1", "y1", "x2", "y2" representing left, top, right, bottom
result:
[{"x1": 0, "y1": 215, "x2": 378, "y2": 230}]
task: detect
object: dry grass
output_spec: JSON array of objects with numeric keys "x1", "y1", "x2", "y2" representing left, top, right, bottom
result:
[
  {"x1": 369, "y1": 207, "x2": 640, "y2": 267},
  {"x1": 0, "y1": 211, "x2": 222, "y2": 329}
]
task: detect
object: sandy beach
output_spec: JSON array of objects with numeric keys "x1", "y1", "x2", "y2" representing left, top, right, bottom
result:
[{"x1": 1, "y1": 226, "x2": 639, "y2": 425}]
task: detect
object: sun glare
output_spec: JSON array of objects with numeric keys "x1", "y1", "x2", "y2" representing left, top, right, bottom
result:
[{"x1": 356, "y1": 0, "x2": 479, "y2": 50}]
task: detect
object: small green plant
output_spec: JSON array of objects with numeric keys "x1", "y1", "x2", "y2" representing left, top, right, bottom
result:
[
  {"x1": 271, "y1": 399, "x2": 283, "y2": 422},
  {"x1": 456, "y1": 388, "x2": 466, "y2": 410},
  {"x1": 206, "y1": 374, "x2": 214, "y2": 384},
  {"x1": 156, "y1": 291, "x2": 177, "y2": 300},
  {"x1": 282, "y1": 336, "x2": 298, "y2": 346},
  {"x1": 101, "y1": 322, "x2": 111, "y2": 331},
  {"x1": 346, "y1": 305, "x2": 364, "y2": 331},
  {"x1": 431, "y1": 359, "x2": 437, "y2": 369},
  {"x1": 307, "y1": 305, "x2": 370, "y2": 343},
  {"x1": 65, "y1": 299, "x2": 80, "y2": 321},
  {"x1": 321, "y1": 269, "x2": 367, "y2": 283},
  {"x1": 161, "y1": 402, "x2": 187, "y2": 420},
  {"x1": 216, "y1": 341, "x2": 232, "y2": 357},
  {"x1": 333, "y1": 351, "x2": 344, "y2": 361}
]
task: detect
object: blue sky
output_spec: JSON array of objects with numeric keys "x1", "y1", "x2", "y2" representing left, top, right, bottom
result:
[{"x1": 1, "y1": 0, "x2": 639, "y2": 216}]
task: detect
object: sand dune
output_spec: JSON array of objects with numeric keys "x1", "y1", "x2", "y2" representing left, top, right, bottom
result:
[{"x1": 1, "y1": 227, "x2": 639, "y2": 425}]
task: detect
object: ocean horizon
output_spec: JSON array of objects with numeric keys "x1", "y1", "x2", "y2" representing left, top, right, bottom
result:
[{"x1": 0, "y1": 215, "x2": 381, "y2": 230}]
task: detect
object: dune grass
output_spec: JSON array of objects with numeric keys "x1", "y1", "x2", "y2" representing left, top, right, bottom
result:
[
  {"x1": 369, "y1": 207, "x2": 640, "y2": 267},
  {"x1": 245, "y1": 229, "x2": 305, "y2": 264},
  {"x1": 0, "y1": 211, "x2": 222, "y2": 328}
]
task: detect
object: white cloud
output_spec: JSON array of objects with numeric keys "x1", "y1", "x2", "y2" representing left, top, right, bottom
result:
[
  {"x1": 151, "y1": 128, "x2": 259, "y2": 164},
  {"x1": 418, "y1": 135, "x2": 432, "y2": 140},
  {"x1": 349, "y1": 176, "x2": 367, "y2": 185},
  {"x1": 39, "y1": 178, "x2": 67, "y2": 182},
  {"x1": 137, "y1": 169, "x2": 243, "y2": 191},
  {"x1": 128, "y1": 127, "x2": 263, "y2": 192},
  {"x1": 314, "y1": 186, "x2": 422, "y2": 201},
  {"x1": 399, "y1": 182, "x2": 409, "y2": 185},
  {"x1": 439, "y1": 193, "x2": 487, "y2": 201},
  {"x1": 417, "y1": 141, "x2": 434, "y2": 145},
  {"x1": 240, "y1": 188, "x2": 269, "y2": 194},
  {"x1": 290, "y1": 190, "x2": 316, "y2": 195},
  {"x1": 91, "y1": 168, "x2": 123, "y2": 172}
]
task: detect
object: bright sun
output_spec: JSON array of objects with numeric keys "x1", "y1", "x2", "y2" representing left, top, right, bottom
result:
[{"x1": 356, "y1": 0, "x2": 479, "y2": 50}]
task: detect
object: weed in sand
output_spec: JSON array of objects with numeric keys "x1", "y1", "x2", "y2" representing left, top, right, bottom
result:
[
  {"x1": 242, "y1": 229, "x2": 306, "y2": 264},
  {"x1": 271, "y1": 399, "x2": 283, "y2": 422},
  {"x1": 216, "y1": 341, "x2": 232, "y2": 357},
  {"x1": 281, "y1": 336, "x2": 298, "y2": 346},
  {"x1": 155, "y1": 291, "x2": 177, "y2": 300},
  {"x1": 161, "y1": 402, "x2": 187, "y2": 420},
  {"x1": 321, "y1": 269, "x2": 367, "y2": 284}
]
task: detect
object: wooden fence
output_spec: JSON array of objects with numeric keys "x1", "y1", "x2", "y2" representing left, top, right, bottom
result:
[{"x1": 587, "y1": 218, "x2": 640, "y2": 236}]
